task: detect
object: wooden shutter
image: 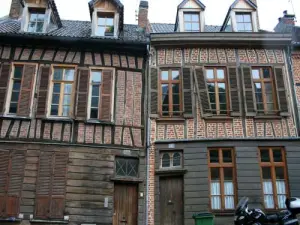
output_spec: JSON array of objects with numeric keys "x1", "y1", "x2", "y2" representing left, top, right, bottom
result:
[
  {"x1": 228, "y1": 67, "x2": 241, "y2": 116},
  {"x1": 194, "y1": 67, "x2": 212, "y2": 117},
  {"x1": 242, "y1": 66, "x2": 256, "y2": 116},
  {"x1": 17, "y1": 64, "x2": 36, "y2": 117},
  {"x1": 37, "y1": 66, "x2": 51, "y2": 117},
  {"x1": 182, "y1": 67, "x2": 193, "y2": 116},
  {"x1": 50, "y1": 152, "x2": 68, "y2": 218},
  {"x1": 76, "y1": 68, "x2": 89, "y2": 120},
  {"x1": 0, "y1": 151, "x2": 9, "y2": 217},
  {"x1": 99, "y1": 70, "x2": 113, "y2": 121},
  {"x1": 274, "y1": 67, "x2": 289, "y2": 116},
  {"x1": 150, "y1": 67, "x2": 158, "y2": 116},
  {"x1": 0, "y1": 64, "x2": 11, "y2": 114}
]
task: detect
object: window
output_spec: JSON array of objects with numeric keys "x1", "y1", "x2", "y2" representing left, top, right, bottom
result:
[
  {"x1": 184, "y1": 12, "x2": 200, "y2": 32},
  {"x1": 206, "y1": 68, "x2": 228, "y2": 115},
  {"x1": 50, "y1": 67, "x2": 75, "y2": 117},
  {"x1": 160, "y1": 152, "x2": 182, "y2": 169},
  {"x1": 208, "y1": 148, "x2": 236, "y2": 210},
  {"x1": 9, "y1": 65, "x2": 23, "y2": 114},
  {"x1": 252, "y1": 67, "x2": 277, "y2": 114},
  {"x1": 160, "y1": 69, "x2": 182, "y2": 117},
  {"x1": 28, "y1": 9, "x2": 45, "y2": 33},
  {"x1": 116, "y1": 157, "x2": 139, "y2": 177},
  {"x1": 236, "y1": 13, "x2": 252, "y2": 32},
  {"x1": 96, "y1": 12, "x2": 114, "y2": 36},
  {"x1": 89, "y1": 70, "x2": 102, "y2": 119},
  {"x1": 259, "y1": 148, "x2": 288, "y2": 209}
]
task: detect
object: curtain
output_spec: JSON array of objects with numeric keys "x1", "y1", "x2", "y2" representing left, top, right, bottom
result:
[
  {"x1": 211, "y1": 181, "x2": 221, "y2": 209},
  {"x1": 276, "y1": 180, "x2": 286, "y2": 209},
  {"x1": 224, "y1": 181, "x2": 234, "y2": 209},
  {"x1": 263, "y1": 180, "x2": 274, "y2": 208}
]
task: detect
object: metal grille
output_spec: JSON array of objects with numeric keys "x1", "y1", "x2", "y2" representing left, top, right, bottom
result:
[{"x1": 116, "y1": 157, "x2": 139, "y2": 177}]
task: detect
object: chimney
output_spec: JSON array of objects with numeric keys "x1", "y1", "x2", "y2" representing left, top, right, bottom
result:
[
  {"x1": 274, "y1": 10, "x2": 296, "y2": 33},
  {"x1": 138, "y1": 0, "x2": 149, "y2": 32},
  {"x1": 9, "y1": 0, "x2": 23, "y2": 19}
]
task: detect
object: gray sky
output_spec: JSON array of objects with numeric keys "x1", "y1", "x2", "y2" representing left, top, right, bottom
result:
[{"x1": 1, "y1": 0, "x2": 299, "y2": 31}]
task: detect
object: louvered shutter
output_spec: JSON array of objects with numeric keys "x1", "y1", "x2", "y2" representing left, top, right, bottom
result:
[
  {"x1": 0, "y1": 151, "x2": 9, "y2": 217},
  {"x1": 76, "y1": 68, "x2": 89, "y2": 120},
  {"x1": 17, "y1": 65, "x2": 36, "y2": 117},
  {"x1": 99, "y1": 70, "x2": 113, "y2": 121},
  {"x1": 0, "y1": 64, "x2": 11, "y2": 114},
  {"x1": 194, "y1": 67, "x2": 212, "y2": 117},
  {"x1": 37, "y1": 66, "x2": 51, "y2": 118},
  {"x1": 36, "y1": 151, "x2": 52, "y2": 218},
  {"x1": 50, "y1": 152, "x2": 68, "y2": 218},
  {"x1": 242, "y1": 66, "x2": 256, "y2": 116},
  {"x1": 150, "y1": 67, "x2": 158, "y2": 116},
  {"x1": 228, "y1": 67, "x2": 241, "y2": 116},
  {"x1": 182, "y1": 68, "x2": 193, "y2": 116},
  {"x1": 274, "y1": 67, "x2": 289, "y2": 116},
  {"x1": 6, "y1": 151, "x2": 25, "y2": 217}
]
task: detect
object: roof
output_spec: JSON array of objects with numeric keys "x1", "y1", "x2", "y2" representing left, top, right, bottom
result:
[
  {"x1": 292, "y1": 26, "x2": 300, "y2": 45},
  {"x1": 178, "y1": 0, "x2": 206, "y2": 9},
  {"x1": 0, "y1": 18, "x2": 147, "y2": 43},
  {"x1": 150, "y1": 23, "x2": 221, "y2": 33}
]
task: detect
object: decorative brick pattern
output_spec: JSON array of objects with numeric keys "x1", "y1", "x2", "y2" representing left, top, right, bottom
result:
[
  {"x1": 29, "y1": 119, "x2": 36, "y2": 139},
  {"x1": 166, "y1": 49, "x2": 173, "y2": 64},
  {"x1": 20, "y1": 48, "x2": 31, "y2": 60},
  {"x1": 124, "y1": 71, "x2": 134, "y2": 126},
  {"x1": 217, "y1": 49, "x2": 227, "y2": 64},
  {"x1": 77, "y1": 123, "x2": 85, "y2": 143},
  {"x1": 187, "y1": 119, "x2": 194, "y2": 138},
  {"x1": 133, "y1": 72, "x2": 142, "y2": 127},
  {"x1": 273, "y1": 120, "x2": 283, "y2": 137},
  {"x1": 274, "y1": 49, "x2": 284, "y2": 63},
  {"x1": 266, "y1": 122, "x2": 274, "y2": 137},
  {"x1": 175, "y1": 125, "x2": 184, "y2": 139},
  {"x1": 36, "y1": 120, "x2": 41, "y2": 139},
  {"x1": 112, "y1": 54, "x2": 120, "y2": 67},
  {"x1": 43, "y1": 123, "x2": 51, "y2": 140},
  {"x1": 247, "y1": 49, "x2": 257, "y2": 63},
  {"x1": 128, "y1": 56, "x2": 136, "y2": 69},
  {"x1": 14, "y1": 47, "x2": 22, "y2": 60},
  {"x1": 137, "y1": 57, "x2": 143, "y2": 69},
  {"x1": 115, "y1": 71, "x2": 126, "y2": 125},
  {"x1": 200, "y1": 48, "x2": 208, "y2": 63},
  {"x1": 207, "y1": 123, "x2": 217, "y2": 138},
  {"x1": 157, "y1": 49, "x2": 166, "y2": 65},
  {"x1": 42, "y1": 50, "x2": 55, "y2": 61},
  {"x1": 1, "y1": 47, "x2": 11, "y2": 59},
  {"x1": 32, "y1": 49, "x2": 43, "y2": 61},
  {"x1": 84, "y1": 52, "x2": 93, "y2": 65},
  {"x1": 104, "y1": 53, "x2": 111, "y2": 66},
  {"x1": 226, "y1": 48, "x2": 236, "y2": 63},
  {"x1": 9, "y1": 121, "x2": 19, "y2": 138},
  {"x1": 246, "y1": 118, "x2": 255, "y2": 137},
  {"x1": 104, "y1": 126, "x2": 112, "y2": 144},
  {"x1": 256, "y1": 122, "x2": 264, "y2": 137},
  {"x1": 63, "y1": 124, "x2": 71, "y2": 142},
  {"x1": 54, "y1": 50, "x2": 67, "y2": 62},
  {"x1": 287, "y1": 117, "x2": 296, "y2": 137},
  {"x1": 19, "y1": 121, "x2": 30, "y2": 138},
  {"x1": 85, "y1": 125, "x2": 94, "y2": 144},
  {"x1": 256, "y1": 49, "x2": 268, "y2": 64},
  {"x1": 73, "y1": 52, "x2": 81, "y2": 63},
  {"x1": 157, "y1": 124, "x2": 165, "y2": 140},
  {"x1": 197, "y1": 118, "x2": 206, "y2": 138},
  {"x1": 52, "y1": 123, "x2": 62, "y2": 141},
  {"x1": 225, "y1": 122, "x2": 233, "y2": 137},
  {"x1": 132, "y1": 128, "x2": 142, "y2": 147},
  {"x1": 120, "y1": 55, "x2": 128, "y2": 68},
  {"x1": 65, "y1": 51, "x2": 75, "y2": 63},
  {"x1": 266, "y1": 50, "x2": 276, "y2": 63},
  {"x1": 114, "y1": 127, "x2": 122, "y2": 145},
  {"x1": 184, "y1": 48, "x2": 190, "y2": 64},
  {"x1": 174, "y1": 48, "x2": 182, "y2": 64},
  {"x1": 233, "y1": 119, "x2": 244, "y2": 137},
  {"x1": 166, "y1": 125, "x2": 176, "y2": 139},
  {"x1": 217, "y1": 123, "x2": 225, "y2": 138},
  {"x1": 282, "y1": 119, "x2": 289, "y2": 137},
  {"x1": 238, "y1": 49, "x2": 248, "y2": 63},
  {"x1": 190, "y1": 48, "x2": 199, "y2": 63},
  {"x1": 123, "y1": 127, "x2": 132, "y2": 146},
  {"x1": 1, "y1": 120, "x2": 10, "y2": 138},
  {"x1": 95, "y1": 125, "x2": 102, "y2": 144},
  {"x1": 208, "y1": 48, "x2": 218, "y2": 63},
  {"x1": 94, "y1": 53, "x2": 102, "y2": 65}
]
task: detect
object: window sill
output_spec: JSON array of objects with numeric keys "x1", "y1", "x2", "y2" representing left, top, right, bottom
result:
[
  {"x1": 156, "y1": 118, "x2": 185, "y2": 124},
  {"x1": 0, "y1": 218, "x2": 22, "y2": 222},
  {"x1": 254, "y1": 115, "x2": 285, "y2": 120},
  {"x1": 155, "y1": 168, "x2": 187, "y2": 175},
  {"x1": 0, "y1": 115, "x2": 32, "y2": 120},
  {"x1": 203, "y1": 116, "x2": 234, "y2": 121},
  {"x1": 30, "y1": 219, "x2": 68, "y2": 224},
  {"x1": 41, "y1": 117, "x2": 74, "y2": 123},
  {"x1": 85, "y1": 119, "x2": 114, "y2": 125},
  {"x1": 110, "y1": 177, "x2": 143, "y2": 183}
]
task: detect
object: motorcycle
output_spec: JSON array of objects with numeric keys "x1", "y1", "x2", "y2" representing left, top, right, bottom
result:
[{"x1": 234, "y1": 196, "x2": 300, "y2": 225}]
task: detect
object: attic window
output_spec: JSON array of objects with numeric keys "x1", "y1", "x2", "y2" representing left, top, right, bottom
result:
[
  {"x1": 236, "y1": 12, "x2": 252, "y2": 32},
  {"x1": 96, "y1": 12, "x2": 114, "y2": 36},
  {"x1": 184, "y1": 12, "x2": 200, "y2": 32},
  {"x1": 27, "y1": 8, "x2": 45, "y2": 33}
]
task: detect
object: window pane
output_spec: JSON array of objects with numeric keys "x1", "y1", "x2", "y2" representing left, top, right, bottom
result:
[
  {"x1": 28, "y1": 22, "x2": 36, "y2": 32},
  {"x1": 273, "y1": 149, "x2": 283, "y2": 162},
  {"x1": 173, "y1": 94, "x2": 179, "y2": 105},
  {"x1": 161, "y1": 71, "x2": 168, "y2": 80},
  {"x1": 162, "y1": 105, "x2": 169, "y2": 115},
  {"x1": 91, "y1": 97, "x2": 99, "y2": 107},
  {"x1": 257, "y1": 103, "x2": 264, "y2": 111},
  {"x1": 244, "y1": 23, "x2": 252, "y2": 31},
  {"x1": 184, "y1": 13, "x2": 191, "y2": 21},
  {"x1": 162, "y1": 95, "x2": 169, "y2": 105},
  {"x1": 236, "y1": 14, "x2": 243, "y2": 22},
  {"x1": 210, "y1": 150, "x2": 219, "y2": 163},
  {"x1": 13, "y1": 81, "x2": 21, "y2": 91},
  {"x1": 98, "y1": 17, "x2": 105, "y2": 25},
  {"x1": 53, "y1": 83, "x2": 61, "y2": 93},
  {"x1": 96, "y1": 26, "x2": 105, "y2": 36},
  {"x1": 262, "y1": 68, "x2": 270, "y2": 78},
  {"x1": 275, "y1": 167, "x2": 285, "y2": 180},
  {"x1": 14, "y1": 66, "x2": 23, "y2": 79},
  {"x1": 9, "y1": 103, "x2": 17, "y2": 114},
  {"x1": 92, "y1": 71, "x2": 102, "y2": 83},
  {"x1": 222, "y1": 150, "x2": 232, "y2": 163},
  {"x1": 90, "y1": 108, "x2": 98, "y2": 119},
  {"x1": 11, "y1": 92, "x2": 19, "y2": 102},
  {"x1": 63, "y1": 95, "x2": 71, "y2": 105},
  {"x1": 92, "y1": 85, "x2": 100, "y2": 96},
  {"x1": 218, "y1": 83, "x2": 226, "y2": 92},
  {"x1": 267, "y1": 103, "x2": 274, "y2": 111},
  {"x1": 219, "y1": 93, "x2": 226, "y2": 104},
  {"x1": 64, "y1": 84, "x2": 72, "y2": 94},
  {"x1": 192, "y1": 14, "x2": 199, "y2": 22},
  {"x1": 237, "y1": 23, "x2": 244, "y2": 31},
  {"x1": 106, "y1": 18, "x2": 114, "y2": 26},
  {"x1": 184, "y1": 23, "x2": 192, "y2": 31},
  {"x1": 260, "y1": 149, "x2": 270, "y2": 162},
  {"x1": 62, "y1": 106, "x2": 70, "y2": 116},
  {"x1": 173, "y1": 152, "x2": 181, "y2": 167},
  {"x1": 52, "y1": 94, "x2": 59, "y2": 104},
  {"x1": 172, "y1": 71, "x2": 180, "y2": 80},
  {"x1": 255, "y1": 93, "x2": 263, "y2": 103},
  {"x1": 64, "y1": 69, "x2": 75, "y2": 81},
  {"x1": 162, "y1": 84, "x2": 169, "y2": 95},
  {"x1": 172, "y1": 84, "x2": 179, "y2": 94},
  {"x1": 224, "y1": 167, "x2": 233, "y2": 180},
  {"x1": 209, "y1": 93, "x2": 216, "y2": 104},
  {"x1": 262, "y1": 167, "x2": 272, "y2": 179},
  {"x1": 265, "y1": 83, "x2": 273, "y2": 93},
  {"x1": 36, "y1": 22, "x2": 44, "y2": 32},
  {"x1": 255, "y1": 83, "x2": 262, "y2": 93},
  {"x1": 192, "y1": 23, "x2": 199, "y2": 31},
  {"x1": 54, "y1": 69, "x2": 63, "y2": 80},
  {"x1": 51, "y1": 105, "x2": 58, "y2": 116},
  {"x1": 207, "y1": 83, "x2": 215, "y2": 92},
  {"x1": 217, "y1": 69, "x2": 224, "y2": 79},
  {"x1": 266, "y1": 93, "x2": 274, "y2": 103},
  {"x1": 252, "y1": 69, "x2": 260, "y2": 79},
  {"x1": 37, "y1": 13, "x2": 45, "y2": 21},
  {"x1": 173, "y1": 105, "x2": 180, "y2": 113},
  {"x1": 30, "y1": 13, "x2": 38, "y2": 21},
  {"x1": 220, "y1": 104, "x2": 227, "y2": 113},
  {"x1": 211, "y1": 167, "x2": 220, "y2": 180},
  {"x1": 243, "y1": 14, "x2": 251, "y2": 22},
  {"x1": 206, "y1": 69, "x2": 214, "y2": 79},
  {"x1": 162, "y1": 153, "x2": 170, "y2": 167}
]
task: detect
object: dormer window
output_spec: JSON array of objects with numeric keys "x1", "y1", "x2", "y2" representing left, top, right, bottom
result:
[
  {"x1": 27, "y1": 8, "x2": 45, "y2": 33},
  {"x1": 236, "y1": 12, "x2": 253, "y2": 32},
  {"x1": 97, "y1": 12, "x2": 114, "y2": 36},
  {"x1": 184, "y1": 12, "x2": 200, "y2": 32}
]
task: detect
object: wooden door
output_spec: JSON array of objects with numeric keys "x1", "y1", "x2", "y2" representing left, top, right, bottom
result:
[
  {"x1": 160, "y1": 176, "x2": 183, "y2": 225},
  {"x1": 114, "y1": 183, "x2": 138, "y2": 225}
]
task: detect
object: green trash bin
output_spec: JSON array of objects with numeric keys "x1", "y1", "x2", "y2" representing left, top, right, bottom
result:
[{"x1": 192, "y1": 212, "x2": 214, "y2": 225}]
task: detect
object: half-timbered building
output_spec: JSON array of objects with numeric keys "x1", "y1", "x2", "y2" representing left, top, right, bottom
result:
[
  {"x1": 147, "y1": 1, "x2": 300, "y2": 225},
  {"x1": 0, "y1": 0, "x2": 148, "y2": 225}
]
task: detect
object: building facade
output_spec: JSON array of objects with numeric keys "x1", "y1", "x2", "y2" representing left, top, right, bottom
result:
[
  {"x1": 147, "y1": 1, "x2": 300, "y2": 225},
  {"x1": 0, "y1": 0, "x2": 148, "y2": 225}
]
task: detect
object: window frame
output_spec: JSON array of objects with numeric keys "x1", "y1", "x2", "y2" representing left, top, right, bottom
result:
[
  {"x1": 115, "y1": 157, "x2": 139, "y2": 178},
  {"x1": 235, "y1": 12, "x2": 253, "y2": 32},
  {"x1": 183, "y1": 12, "x2": 200, "y2": 32},
  {"x1": 96, "y1": 12, "x2": 115, "y2": 37},
  {"x1": 208, "y1": 148, "x2": 237, "y2": 211},
  {"x1": 251, "y1": 67, "x2": 278, "y2": 114},
  {"x1": 159, "y1": 68, "x2": 182, "y2": 117},
  {"x1": 258, "y1": 147, "x2": 289, "y2": 210},
  {"x1": 205, "y1": 67, "x2": 229, "y2": 116},
  {"x1": 160, "y1": 151, "x2": 183, "y2": 169},
  {"x1": 27, "y1": 8, "x2": 46, "y2": 33},
  {"x1": 47, "y1": 64, "x2": 77, "y2": 118}
]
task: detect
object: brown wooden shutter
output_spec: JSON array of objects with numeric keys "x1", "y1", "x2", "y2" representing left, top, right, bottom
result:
[
  {"x1": 36, "y1": 151, "x2": 52, "y2": 218},
  {"x1": 274, "y1": 67, "x2": 289, "y2": 116},
  {"x1": 228, "y1": 67, "x2": 241, "y2": 116},
  {"x1": 182, "y1": 67, "x2": 193, "y2": 116},
  {"x1": 76, "y1": 68, "x2": 89, "y2": 120},
  {"x1": 99, "y1": 70, "x2": 113, "y2": 121},
  {"x1": 17, "y1": 65, "x2": 36, "y2": 117},
  {"x1": 150, "y1": 67, "x2": 158, "y2": 116},
  {"x1": 194, "y1": 67, "x2": 212, "y2": 117},
  {"x1": 0, "y1": 64, "x2": 11, "y2": 114},
  {"x1": 37, "y1": 66, "x2": 51, "y2": 118},
  {"x1": 242, "y1": 66, "x2": 256, "y2": 116},
  {"x1": 0, "y1": 151, "x2": 9, "y2": 217},
  {"x1": 50, "y1": 152, "x2": 68, "y2": 218}
]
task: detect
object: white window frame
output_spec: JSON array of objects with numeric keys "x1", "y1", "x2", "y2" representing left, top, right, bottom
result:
[
  {"x1": 92, "y1": 9, "x2": 119, "y2": 37},
  {"x1": 230, "y1": 9, "x2": 258, "y2": 32},
  {"x1": 46, "y1": 65, "x2": 77, "y2": 118}
]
